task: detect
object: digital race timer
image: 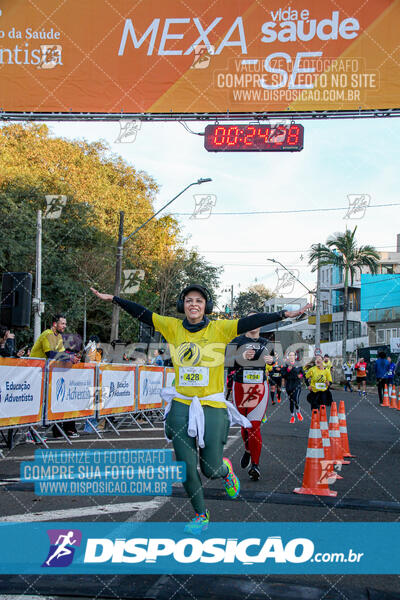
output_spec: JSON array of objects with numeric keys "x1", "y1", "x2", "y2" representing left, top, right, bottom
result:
[{"x1": 204, "y1": 123, "x2": 304, "y2": 152}]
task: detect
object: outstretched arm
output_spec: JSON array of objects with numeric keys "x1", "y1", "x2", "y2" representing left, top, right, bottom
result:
[
  {"x1": 237, "y1": 303, "x2": 312, "y2": 335},
  {"x1": 90, "y1": 288, "x2": 153, "y2": 327}
]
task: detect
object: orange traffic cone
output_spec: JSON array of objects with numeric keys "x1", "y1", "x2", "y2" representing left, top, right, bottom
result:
[
  {"x1": 329, "y1": 402, "x2": 350, "y2": 465},
  {"x1": 294, "y1": 408, "x2": 337, "y2": 497},
  {"x1": 320, "y1": 405, "x2": 342, "y2": 481},
  {"x1": 389, "y1": 385, "x2": 397, "y2": 409},
  {"x1": 381, "y1": 385, "x2": 390, "y2": 407},
  {"x1": 338, "y1": 400, "x2": 355, "y2": 458}
]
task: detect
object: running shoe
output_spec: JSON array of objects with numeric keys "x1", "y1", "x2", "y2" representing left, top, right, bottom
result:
[
  {"x1": 277, "y1": 396, "x2": 281, "y2": 403},
  {"x1": 296, "y1": 411, "x2": 304, "y2": 422},
  {"x1": 248, "y1": 464, "x2": 260, "y2": 481},
  {"x1": 240, "y1": 450, "x2": 251, "y2": 469},
  {"x1": 289, "y1": 415, "x2": 295, "y2": 424},
  {"x1": 271, "y1": 400, "x2": 276, "y2": 406},
  {"x1": 184, "y1": 510, "x2": 210, "y2": 535},
  {"x1": 67, "y1": 432, "x2": 79, "y2": 438},
  {"x1": 222, "y1": 458, "x2": 240, "y2": 498}
]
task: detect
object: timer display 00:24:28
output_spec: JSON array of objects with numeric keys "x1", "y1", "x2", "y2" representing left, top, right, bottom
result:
[{"x1": 204, "y1": 124, "x2": 304, "y2": 152}]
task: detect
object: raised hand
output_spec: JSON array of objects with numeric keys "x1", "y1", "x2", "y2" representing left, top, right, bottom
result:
[
  {"x1": 90, "y1": 287, "x2": 113, "y2": 302},
  {"x1": 284, "y1": 302, "x2": 313, "y2": 318}
]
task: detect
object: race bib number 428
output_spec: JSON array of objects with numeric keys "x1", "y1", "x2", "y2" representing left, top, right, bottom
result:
[{"x1": 179, "y1": 367, "x2": 209, "y2": 387}]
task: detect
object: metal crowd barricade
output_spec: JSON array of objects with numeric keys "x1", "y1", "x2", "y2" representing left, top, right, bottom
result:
[
  {"x1": 98, "y1": 362, "x2": 136, "y2": 434},
  {"x1": 45, "y1": 359, "x2": 97, "y2": 445},
  {"x1": 0, "y1": 357, "x2": 47, "y2": 448},
  {"x1": 0, "y1": 360, "x2": 178, "y2": 450}
]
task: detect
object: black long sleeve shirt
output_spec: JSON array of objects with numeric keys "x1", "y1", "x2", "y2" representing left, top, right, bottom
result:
[
  {"x1": 226, "y1": 334, "x2": 272, "y2": 383},
  {"x1": 112, "y1": 297, "x2": 285, "y2": 333}
]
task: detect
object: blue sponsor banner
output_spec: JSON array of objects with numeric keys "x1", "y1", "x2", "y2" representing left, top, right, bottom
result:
[
  {"x1": 19, "y1": 449, "x2": 185, "y2": 496},
  {"x1": 0, "y1": 522, "x2": 398, "y2": 574}
]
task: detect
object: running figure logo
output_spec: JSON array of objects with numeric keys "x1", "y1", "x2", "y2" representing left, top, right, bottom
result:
[
  {"x1": 273, "y1": 268, "x2": 299, "y2": 295},
  {"x1": 344, "y1": 194, "x2": 370, "y2": 219},
  {"x1": 191, "y1": 195, "x2": 217, "y2": 219},
  {"x1": 42, "y1": 529, "x2": 82, "y2": 567}
]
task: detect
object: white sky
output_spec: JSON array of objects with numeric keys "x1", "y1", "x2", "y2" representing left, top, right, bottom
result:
[{"x1": 45, "y1": 117, "x2": 400, "y2": 311}]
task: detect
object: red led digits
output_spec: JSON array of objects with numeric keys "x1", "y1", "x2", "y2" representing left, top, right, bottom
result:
[
  {"x1": 286, "y1": 124, "x2": 300, "y2": 146},
  {"x1": 213, "y1": 126, "x2": 226, "y2": 146},
  {"x1": 243, "y1": 126, "x2": 256, "y2": 145},
  {"x1": 257, "y1": 127, "x2": 269, "y2": 144},
  {"x1": 204, "y1": 123, "x2": 303, "y2": 151},
  {"x1": 226, "y1": 126, "x2": 239, "y2": 145}
]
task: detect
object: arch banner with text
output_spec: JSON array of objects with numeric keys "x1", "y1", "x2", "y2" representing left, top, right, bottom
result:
[{"x1": 0, "y1": 0, "x2": 399, "y2": 114}]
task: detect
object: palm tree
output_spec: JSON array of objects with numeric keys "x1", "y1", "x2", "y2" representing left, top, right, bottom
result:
[{"x1": 309, "y1": 227, "x2": 380, "y2": 362}]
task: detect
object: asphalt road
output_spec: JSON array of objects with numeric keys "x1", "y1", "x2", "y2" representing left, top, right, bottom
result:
[{"x1": 1, "y1": 386, "x2": 399, "y2": 599}]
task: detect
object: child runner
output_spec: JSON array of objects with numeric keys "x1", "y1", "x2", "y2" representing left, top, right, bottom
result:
[
  {"x1": 305, "y1": 355, "x2": 333, "y2": 410},
  {"x1": 91, "y1": 285, "x2": 310, "y2": 533},
  {"x1": 281, "y1": 351, "x2": 305, "y2": 423},
  {"x1": 342, "y1": 359, "x2": 354, "y2": 393},
  {"x1": 354, "y1": 356, "x2": 368, "y2": 397},
  {"x1": 229, "y1": 314, "x2": 273, "y2": 481}
]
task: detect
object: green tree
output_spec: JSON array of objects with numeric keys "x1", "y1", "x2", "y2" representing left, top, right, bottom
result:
[
  {"x1": 0, "y1": 124, "x2": 221, "y2": 346},
  {"x1": 309, "y1": 227, "x2": 380, "y2": 361},
  {"x1": 0, "y1": 123, "x2": 179, "y2": 272},
  {"x1": 152, "y1": 248, "x2": 222, "y2": 317},
  {"x1": 0, "y1": 181, "x2": 119, "y2": 345},
  {"x1": 233, "y1": 284, "x2": 274, "y2": 316}
]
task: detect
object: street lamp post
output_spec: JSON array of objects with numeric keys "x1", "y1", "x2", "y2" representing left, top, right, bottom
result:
[{"x1": 110, "y1": 178, "x2": 212, "y2": 341}]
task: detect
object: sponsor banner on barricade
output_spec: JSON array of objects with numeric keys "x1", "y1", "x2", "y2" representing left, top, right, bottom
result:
[
  {"x1": 46, "y1": 361, "x2": 96, "y2": 422},
  {"x1": 98, "y1": 363, "x2": 136, "y2": 416},
  {"x1": 0, "y1": 522, "x2": 398, "y2": 574},
  {"x1": 137, "y1": 366, "x2": 163, "y2": 410},
  {"x1": 0, "y1": 358, "x2": 45, "y2": 428},
  {"x1": 164, "y1": 367, "x2": 176, "y2": 388},
  {"x1": 163, "y1": 367, "x2": 175, "y2": 408}
]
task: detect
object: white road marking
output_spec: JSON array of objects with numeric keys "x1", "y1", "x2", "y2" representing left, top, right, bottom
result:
[{"x1": 0, "y1": 498, "x2": 166, "y2": 522}]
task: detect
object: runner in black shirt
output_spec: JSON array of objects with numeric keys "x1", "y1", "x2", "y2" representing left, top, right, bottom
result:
[
  {"x1": 228, "y1": 316, "x2": 273, "y2": 481},
  {"x1": 268, "y1": 350, "x2": 283, "y2": 405},
  {"x1": 281, "y1": 351, "x2": 305, "y2": 423}
]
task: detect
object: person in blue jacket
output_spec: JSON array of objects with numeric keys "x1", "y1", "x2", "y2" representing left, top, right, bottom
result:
[{"x1": 374, "y1": 351, "x2": 389, "y2": 405}]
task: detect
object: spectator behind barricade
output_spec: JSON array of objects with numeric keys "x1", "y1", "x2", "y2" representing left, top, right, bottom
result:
[
  {"x1": 30, "y1": 314, "x2": 79, "y2": 364},
  {"x1": 82, "y1": 335, "x2": 102, "y2": 434},
  {"x1": 31, "y1": 315, "x2": 80, "y2": 438},
  {"x1": 0, "y1": 325, "x2": 25, "y2": 358},
  {"x1": 151, "y1": 348, "x2": 164, "y2": 366},
  {"x1": 375, "y1": 351, "x2": 390, "y2": 406},
  {"x1": 82, "y1": 335, "x2": 102, "y2": 363}
]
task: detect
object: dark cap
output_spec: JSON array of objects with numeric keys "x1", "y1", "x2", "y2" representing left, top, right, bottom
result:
[{"x1": 181, "y1": 284, "x2": 209, "y2": 300}]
